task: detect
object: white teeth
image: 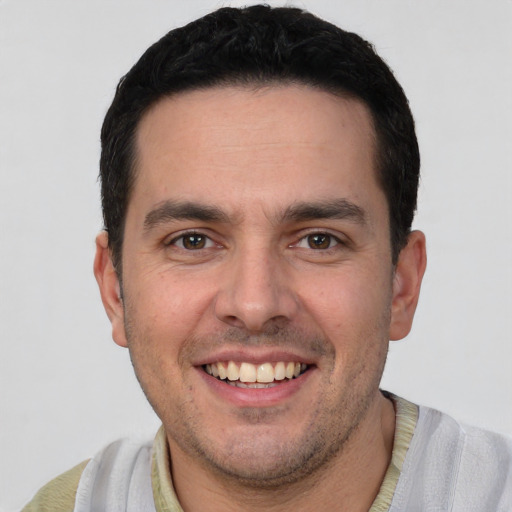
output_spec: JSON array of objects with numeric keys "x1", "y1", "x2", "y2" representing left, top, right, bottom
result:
[
  {"x1": 227, "y1": 361, "x2": 239, "y2": 381},
  {"x1": 274, "y1": 361, "x2": 285, "y2": 380},
  {"x1": 239, "y1": 362, "x2": 257, "y2": 382},
  {"x1": 257, "y1": 363, "x2": 274, "y2": 383},
  {"x1": 218, "y1": 363, "x2": 227, "y2": 380},
  {"x1": 228, "y1": 381, "x2": 279, "y2": 389},
  {"x1": 205, "y1": 360, "x2": 308, "y2": 384}
]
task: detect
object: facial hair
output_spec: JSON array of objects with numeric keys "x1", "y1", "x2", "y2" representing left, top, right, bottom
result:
[{"x1": 124, "y1": 315, "x2": 389, "y2": 490}]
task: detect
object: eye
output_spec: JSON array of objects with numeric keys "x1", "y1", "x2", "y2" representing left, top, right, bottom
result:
[
  {"x1": 170, "y1": 233, "x2": 214, "y2": 250},
  {"x1": 297, "y1": 233, "x2": 340, "y2": 250}
]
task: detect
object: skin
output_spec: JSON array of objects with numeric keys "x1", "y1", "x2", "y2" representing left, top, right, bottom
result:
[{"x1": 95, "y1": 85, "x2": 426, "y2": 511}]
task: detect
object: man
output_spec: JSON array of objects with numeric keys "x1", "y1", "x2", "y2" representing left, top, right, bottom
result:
[{"x1": 23, "y1": 5, "x2": 512, "y2": 511}]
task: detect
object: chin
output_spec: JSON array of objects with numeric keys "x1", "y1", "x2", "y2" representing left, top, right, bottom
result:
[{"x1": 171, "y1": 415, "x2": 352, "y2": 489}]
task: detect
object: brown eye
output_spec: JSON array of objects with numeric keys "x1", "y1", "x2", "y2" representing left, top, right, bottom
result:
[
  {"x1": 169, "y1": 233, "x2": 212, "y2": 250},
  {"x1": 182, "y1": 234, "x2": 207, "y2": 250},
  {"x1": 307, "y1": 233, "x2": 333, "y2": 249}
]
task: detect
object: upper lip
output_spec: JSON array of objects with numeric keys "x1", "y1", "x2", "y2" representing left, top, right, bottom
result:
[{"x1": 192, "y1": 348, "x2": 318, "y2": 367}]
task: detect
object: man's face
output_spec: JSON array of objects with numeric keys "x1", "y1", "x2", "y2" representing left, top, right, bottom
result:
[{"x1": 96, "y1": 85, "x2": 420, "y2": 484}]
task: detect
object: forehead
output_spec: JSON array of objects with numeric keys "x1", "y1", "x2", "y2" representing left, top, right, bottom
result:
[{"x1": 131, "y1": 85, "x2": 380, "y2": 219}]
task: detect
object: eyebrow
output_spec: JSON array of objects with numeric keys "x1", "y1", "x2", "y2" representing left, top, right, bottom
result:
[
  {"x1": 281, "y1": 199, "x2": 367, "y2": 225},
  {"x1": 143, "y1": 200, "x2": 230, "y2": 232},
  {"x1": 143, "y1": 197, "x2": 367, "y2": 233}
]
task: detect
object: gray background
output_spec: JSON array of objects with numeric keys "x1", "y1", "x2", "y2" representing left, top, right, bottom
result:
[{"x1": 1, "y1": 1, "x2": 511, "y2": 510}]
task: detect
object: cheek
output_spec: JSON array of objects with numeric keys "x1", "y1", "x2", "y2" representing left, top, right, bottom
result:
[
  {"x1": 127, "y1": 269, "x2": 216, "y2": 338},
  {"x1": 121, "y1": 273, "x2": 215, "y2": 395},
  {"x1": 122, "y1": 289, "x2": 196, "y2": 421},
  {"x1": 297, "y1": 266, "x2": 392, "y2": 370},
  {"x1": 301, "y1": 265, "x2": 392, "y2": 326}
]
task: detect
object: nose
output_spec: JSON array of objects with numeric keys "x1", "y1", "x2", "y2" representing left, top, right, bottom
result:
[{"x1": 214, "y1": 245, "x2": 299, "y2": 332}]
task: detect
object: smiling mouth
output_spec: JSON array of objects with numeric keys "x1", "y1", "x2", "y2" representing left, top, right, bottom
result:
[{"x1": 203, "y1": 361, "x2": 309, "y2": 389}]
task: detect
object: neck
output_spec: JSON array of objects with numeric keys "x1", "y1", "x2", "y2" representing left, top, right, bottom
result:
[{"x1": 169, "y1": 392, "x2": 395, "y2": 512}]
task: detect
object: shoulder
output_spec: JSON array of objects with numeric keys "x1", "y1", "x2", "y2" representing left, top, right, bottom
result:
[
  {"x1": 450, "y1": 416, "x2": 512, "y2": 509},
  {"x1": 21, "y1": 436, "x2": 155, "y2": 512},
  {"x1": 395, "y1": 403, "x2": 512, "y2": 511},
  {"x1": 416, "y1": 404, "x2": 512, "y2": 468},
  {"x1": 21, "y1": 460, "x2": 90, "y2": 512}
]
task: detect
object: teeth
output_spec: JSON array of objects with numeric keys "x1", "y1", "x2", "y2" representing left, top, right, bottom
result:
[
  {"x1": 204, "y1": 360, "x2": 308, "y2": 384},
  {"x1": 218, "y1": 363, "x2": 227, "y2": 380},
  {"x1": 228, "y1": 381, "x2": 279, "y2": 389},
  {"x1": 227, "y1": 361, "x2": 239, "y2": 381},
  {"x1": 274, "y1": 361, "x2": 285, "y2": 381},
  {"x1": 239, "y1": 362, "x2": 257, "y2": 382},
  {"x1": 257, "y1": 362, "x2": 274, "y2": 383}
]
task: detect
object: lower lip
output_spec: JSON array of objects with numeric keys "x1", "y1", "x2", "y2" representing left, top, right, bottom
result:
[{"x1": 197, "y1": 367, "x2": 314, "y2": 407}]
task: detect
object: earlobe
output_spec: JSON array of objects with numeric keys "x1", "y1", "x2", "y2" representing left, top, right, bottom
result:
[
  {"x1": 389, "y1": 230, "x2": 427, "y2": 341},
  {"x1": 93, "y1": 231, "x2": 128, "y2": 348}
]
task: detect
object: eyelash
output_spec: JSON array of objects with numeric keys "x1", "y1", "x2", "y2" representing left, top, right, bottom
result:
[
  {"x1": 166, "y1": 230, "x2": 344, "y2": 252},
  {"x1": 166, "y1": 231, "x2": 216, "y2": 250},
  {"x1": 294, "y1": 232, "x2": 344, "y2": 251}
]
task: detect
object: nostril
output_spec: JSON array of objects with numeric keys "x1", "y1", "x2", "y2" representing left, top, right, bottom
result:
[{"x1": 222, "y1": 315, "x2": 247, "y2": 329}]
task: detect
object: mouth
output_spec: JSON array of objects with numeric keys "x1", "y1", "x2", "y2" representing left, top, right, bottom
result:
[{"x1": 203, "y1": 361, "x2": 309, "y2": 389}]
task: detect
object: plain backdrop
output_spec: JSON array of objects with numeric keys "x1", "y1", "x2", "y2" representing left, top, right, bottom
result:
[{"x1": 1, "y1": 1, "x2": 511, "y2": 510}]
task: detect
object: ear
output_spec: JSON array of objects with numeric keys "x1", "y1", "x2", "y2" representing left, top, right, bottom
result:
[
  {"x1": 389, "y1": 230, "x2": 427, "y2": 341},
  {"x1": 93, "y1": 231, "x2": 128, "y2": 348}
]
